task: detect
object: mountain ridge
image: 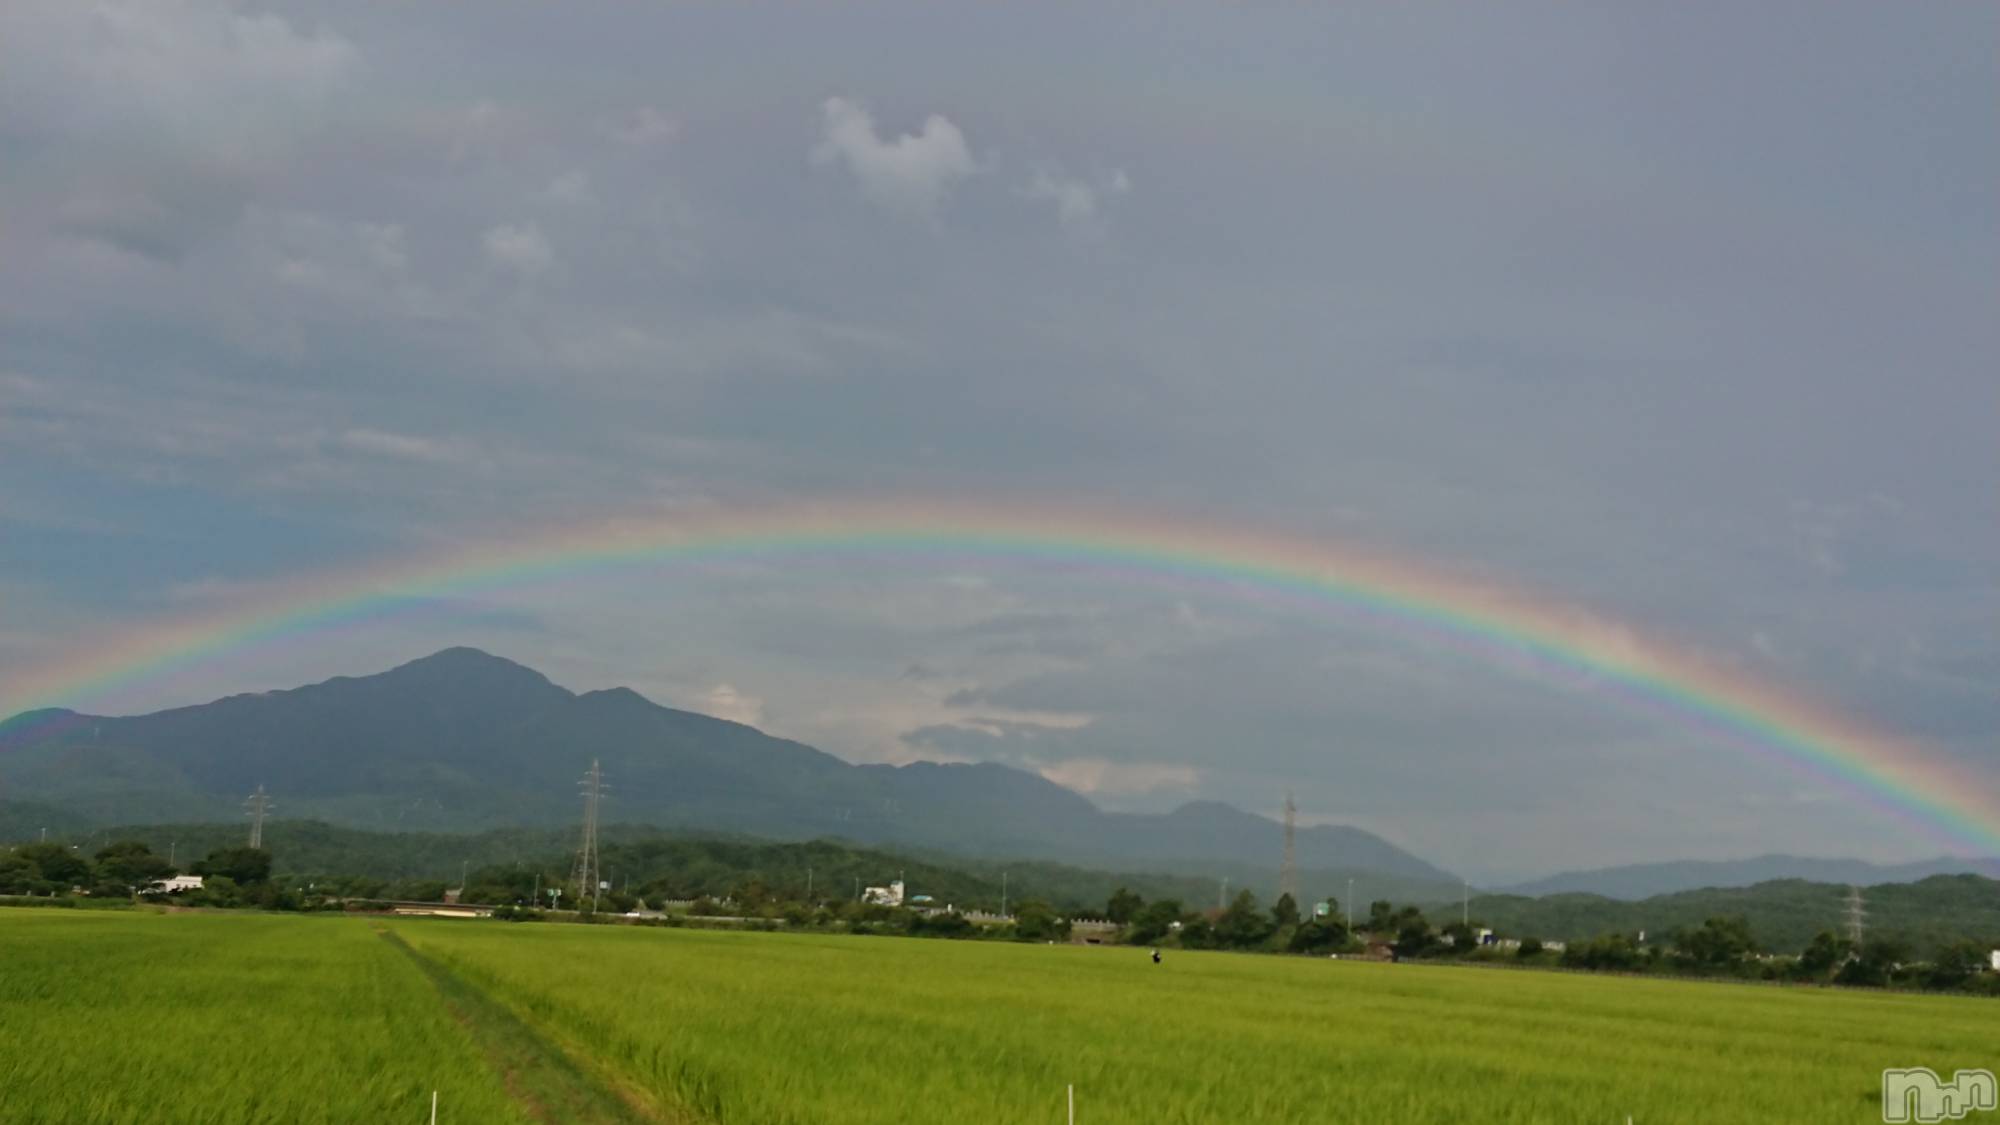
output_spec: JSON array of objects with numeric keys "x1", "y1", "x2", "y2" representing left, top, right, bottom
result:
[
  {"x1": 1497, "y1": 853, "x2": 2000, "y2": 900},
  {"x1": 0, "y1": 647, "x2": 1456, "y2": 891}
]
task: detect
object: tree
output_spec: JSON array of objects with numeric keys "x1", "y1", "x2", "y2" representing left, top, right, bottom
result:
[
  {"x1": 93, "y1": 841, "x2": 172, "y2": 893},
  {"x1": 1270, "y1": 892, "x2": 1300, "y2": 930},
  {"x1": 1106, "y1": 887, "x2": 1144, "y2": 925},
  {"x1": 1795, "y1": 930, "x2": 1851, "y2": 979},
  {"x1": 1012, "y1": 900, "x2": 1069, "y2": 942},
  {"x1": 1927, "y1": 941, "x2": 1987, "y2": 990},
  {"x1": 1674, "y1": 916, "x2": 1757, "y2": 969},
  {"x1": 1216, "y1": 890, "x2": 1273, "y2": 950},
  {"x1": 1366, "y1": 900, "x2": 1396, "y2": 934},
  {"x1": 0, "y1": 852, "x2": 40, "y2": 895},
  {"x1": 15, "y1": 842, "x2": 89, "y2": 888},
  {"x1": 1287, "y1": 918, "x2": 1349, "y2": 954},
  {"x1": 1516, "y1": 936, "x2": 1545, "y2": 959},
  {"x1": 1177, "y1": 916, "x2": 1216, "y2": 950},
  {"x1": 1125, "y1": 899, "x2": 1183, "y2": 946},
  {"x1": 193, "y1": 846, "x2": 272, "y2": 886},
  {"x1": 1439, "y1": 920, "x2": 1480, "y2": 955},
  {"x1": 1394, "y1": 917, "x2": 1437, "y2": 959},
  {"x1": 1836, "y1": 937, "x2": 1909, "y2": 988},
  {"x1": 385, "y1": 879, "x2": 448, "y2": 902},
  {"x1": 1561, "y1": 932, "x2": 1642, "y2": 972}
]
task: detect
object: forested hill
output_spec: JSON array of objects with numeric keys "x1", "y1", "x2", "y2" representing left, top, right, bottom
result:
[
  {"x1": 1498, "y1": 854, "x2": 2000, "y2": 899},
  {"x1": 33, "y1": 818, "x2": 1236, "y2": 914},
  {"x1": 0, "y1": 647, "x2": 1452, "y2": 888},
  {"x1": 1456, "y1": 875, "x2": 2000, "y2": 955}
]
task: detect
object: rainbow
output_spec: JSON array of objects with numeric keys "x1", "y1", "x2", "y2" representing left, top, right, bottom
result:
[{"x1": 5, "y1": 499, "x2": 1995, "y2": 854}]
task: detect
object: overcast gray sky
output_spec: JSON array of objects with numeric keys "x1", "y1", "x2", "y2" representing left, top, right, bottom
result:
[{"x1": 3, "y1": 1, "x2": 1994, "y2": 880}]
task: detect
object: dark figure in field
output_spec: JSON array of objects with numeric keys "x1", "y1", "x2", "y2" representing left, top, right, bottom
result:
[{"x1": 1151, "y1": 948, "x2": 1161, "y2": 964}]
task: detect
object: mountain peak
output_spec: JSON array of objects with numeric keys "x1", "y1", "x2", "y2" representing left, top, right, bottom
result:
[
  {"x1": 576, "y1": 686, "x2": 657, "y2": 709},
  {"x1": 395, "y1": 646, "x2": 537, "y2": 672},
  {"x1": 377, "y1": 647, "x2": 564, "y2": 691},
  {"x1": 0, "y1": 651, "x2": 1454, "y2": 884}
]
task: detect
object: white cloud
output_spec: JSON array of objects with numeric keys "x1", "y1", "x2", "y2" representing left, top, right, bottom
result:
[
  {"x1": 0, "y1": 0, "x2": 355, "y2": 134},
  {"x1": 1036, "y1": 757, "x2": 1200, "y2": 797},
  {"x1": 2, "y1": 1, "x2": 357, "y2": 262},
  {"x1": 482, "y1": 222, "x2": 554, "y2": 277},
  {"x1": 1023, "y1": 167, "x2": 1131, "y2": 229},
  {"x1": 703, "y1": 683, "x2": 765, "y2": 727},
  {"x1": 812, "y1": 96, "x2": 976, "y2": 218}
]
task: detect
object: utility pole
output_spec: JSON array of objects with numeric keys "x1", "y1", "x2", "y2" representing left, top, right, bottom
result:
[
  {"x1": 570, "y1": 760, "x2": 606, "y2": 912},
  {"x1": 1001, "y1": 871, "x2": 1008, "y2": 917},
  {"x1": 244, "y1": 785, "x2": 272, "y2": 849},
  {"x1": 1346, "y1": 878, "x2": 1354, "y2": 929},
  {"x1": 1846, "y1": 885, "x2": 1867, "y2": 948},
  {"x1": 1219, "y1": 877, "x2": 1229, "y2": 912},
  {"x1": 806, "y1": 866, "x2": 813, "y2": 903},
  {"x1": 459, "y1": 860, "x2": 468, "y2": 894},
  {"x1": 1462, "y1": 880, "x2": 1470, "y2": 929},
  {"x1": 1279, "y1": 790, "x2": 1298, "y2": 905}
]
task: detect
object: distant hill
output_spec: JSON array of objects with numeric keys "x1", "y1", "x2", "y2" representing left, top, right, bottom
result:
[
  {"x1": 1457, "y1": 874, "x2": 2000, "y2": 955},
  {"x1": 0, "y1": 647, "x2": 1455, "y2": 891},
  {"x1": 1498, "y1": 854, "x2": 2000, "y2": 900},
  {"x1": 41, "y1": 818, "x2": 1231, "y2": 913},
  {"x1": 0, "y1": 799, "x2": 89, "y2": 844}
]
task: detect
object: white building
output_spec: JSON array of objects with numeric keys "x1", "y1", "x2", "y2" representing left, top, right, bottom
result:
[
  {"x1": 1989, "y1": 949, "x2": 2000, "y2": 972},
  {"x1": 148, "y1": 875, "x2": 204, "y2": 894},
  {"x1": 862, "y1": 880, "x2": 904, "y2": 907}
]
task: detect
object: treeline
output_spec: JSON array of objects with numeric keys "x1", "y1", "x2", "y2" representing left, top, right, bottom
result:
[
  {"x1": 1093, "y1": 885, "x2": 1999, "y2": 997},
  {"x1": 0, "y1": 838, "x2": 298, "y2": 907},
  {"x1": 15, "y1": 820, "x2": 1214, "y2": 914},
  {"x1": 1460, "y1": 874, "x2": 2000, "y2": 955},
  {"x1": 1549, "y1": 919, "x2": 1998, "y2": 991}
]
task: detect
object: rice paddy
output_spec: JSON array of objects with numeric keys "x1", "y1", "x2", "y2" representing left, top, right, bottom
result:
[{"x1": 2, "y1": 908, "x2": 1990, "y2": 1123}]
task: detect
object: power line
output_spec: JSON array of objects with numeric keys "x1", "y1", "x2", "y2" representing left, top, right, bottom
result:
[
  {"x1": 572, "y1": 756, "x2": 608, "y2": 904},
  {"x1": 244, "y1": 785, "x2": 273, "y2": 849},
  {"x1": 1278, "y1": 789, "x2": 1298, "y2": 906}
]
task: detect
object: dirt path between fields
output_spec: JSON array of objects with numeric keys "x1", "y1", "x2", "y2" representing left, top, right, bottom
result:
[{"x1": 376, "y1": 925, "x2": 687, "y2": 1125}]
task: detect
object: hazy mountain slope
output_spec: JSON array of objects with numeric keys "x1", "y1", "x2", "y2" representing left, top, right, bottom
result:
[
  {"x1": 1498, "y1": 854, "x2": 2000, "y2": 900},
  {"x1": 1460, "y1": 874, "x2": 2000, "y2": 955},
  {"x1": 0, "y1": 648, "x2": 1449, "y2": 882}
]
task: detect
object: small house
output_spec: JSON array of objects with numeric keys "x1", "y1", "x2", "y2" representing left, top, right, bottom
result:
[{"x1": 862, "y1": 880, "x2": 905, "y2": 907}]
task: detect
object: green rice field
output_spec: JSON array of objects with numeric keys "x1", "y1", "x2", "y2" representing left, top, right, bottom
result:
[{"x1": 1, "y1": 908, "x2": 1990, "y2": 1123}]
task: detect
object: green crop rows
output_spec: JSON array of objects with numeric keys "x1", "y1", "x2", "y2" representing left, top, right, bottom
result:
[{"x1": 3, "y1": 908, "x2": 1990, "y2": 1123}]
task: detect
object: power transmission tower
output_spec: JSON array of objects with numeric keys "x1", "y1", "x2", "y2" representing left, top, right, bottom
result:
[
  {"x1": 1278, "y1": 790, "x2": 1298, "y2": 905},
  {"x1": 244, "y1": 785, "x2": 273, "y2": 848},
  {"x1": 570, "y1": 760, "x2": 607, "y2": 911},
  {"x1": 1845, "y1": 885, "x2": 1867, "y2": 947}
]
